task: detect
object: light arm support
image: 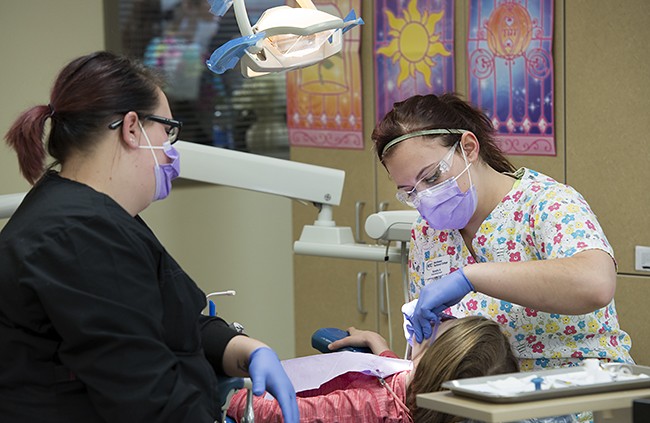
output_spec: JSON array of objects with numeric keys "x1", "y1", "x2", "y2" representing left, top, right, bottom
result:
[
  {"x1": 233, "y1": 0, "x2": 253, "y2": 37},
  {"x1": 295, "y1": 0, "x2": 317, "y2": 9},
  {"x1": 293, "y1": 210, "x2": 420, "y2": 262},
  {"x1": 175, "y1": 141, "x2": 343, "y2": 208}
]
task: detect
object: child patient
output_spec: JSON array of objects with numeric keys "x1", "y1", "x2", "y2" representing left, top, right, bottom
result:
[{"x1": 227, "y1": 315, "x2": 518, "y2": 422}]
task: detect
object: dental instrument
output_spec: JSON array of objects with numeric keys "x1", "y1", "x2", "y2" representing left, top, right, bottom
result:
[{"x1": 206, "y1": 290, "x2": 237, "y2": 316}]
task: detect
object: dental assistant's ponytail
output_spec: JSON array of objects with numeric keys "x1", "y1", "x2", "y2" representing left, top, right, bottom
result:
[{"x1": 5, "y1": 105, "x2": 51, "y2": 184}]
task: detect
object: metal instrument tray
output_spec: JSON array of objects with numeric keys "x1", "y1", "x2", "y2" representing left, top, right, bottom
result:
[{"x1": 441, "y1": 363, "x2": 650, "y2": 403}]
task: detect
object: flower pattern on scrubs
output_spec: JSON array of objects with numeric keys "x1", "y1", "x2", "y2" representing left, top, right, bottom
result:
[{"x1": 408, "y1": 168, "x2": 633, "y2": 371}]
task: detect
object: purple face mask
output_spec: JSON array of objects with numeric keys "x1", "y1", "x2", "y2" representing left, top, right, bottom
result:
[
  {"x1": 139, "y1": 122, "x2": 181, "y2": 201},
  {"x1": 415, "y1": 157, "x2": 477, "y2": 230},
  {"x1": 151, "y1": 142, "x2": 180, "y2": 201}
]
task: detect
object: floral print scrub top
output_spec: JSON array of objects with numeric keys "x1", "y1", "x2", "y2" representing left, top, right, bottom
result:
[{"x1": 408, "y1": 168, "x2": 632, "y2": 371}]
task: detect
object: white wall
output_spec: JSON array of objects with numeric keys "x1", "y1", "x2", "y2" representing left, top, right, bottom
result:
[
  {"x1": 142, "y1": 181, "x2": 296, "y2": 358},
  {"x1": 0, "y1": 0, "x2": 295, "y2": 358},
  {"x1": 0, "y1": 0, "x2": 105, "y2": 195}
]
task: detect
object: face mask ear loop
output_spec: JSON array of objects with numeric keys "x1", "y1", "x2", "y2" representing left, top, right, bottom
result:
[
  {"x1": 138, "y1": 121, "x2": 160, "y2": 167},
  {"x1": 458, "y1": 141, "x2": 473, "y2": 188}
]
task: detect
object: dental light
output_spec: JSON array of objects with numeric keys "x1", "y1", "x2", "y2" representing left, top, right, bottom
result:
[{"x1": 206, "y1": 0, "x2": 363, "y2": 77}]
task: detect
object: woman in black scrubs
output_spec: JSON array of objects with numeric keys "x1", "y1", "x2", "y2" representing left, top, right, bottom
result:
[{"x1": 0, "y1": 51, "x2": 298, "y2": 423}]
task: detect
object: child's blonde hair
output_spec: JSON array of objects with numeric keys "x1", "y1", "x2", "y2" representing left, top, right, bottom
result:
[{"x1": 406, "y1": 316, "x2": 518, "y2": 422}]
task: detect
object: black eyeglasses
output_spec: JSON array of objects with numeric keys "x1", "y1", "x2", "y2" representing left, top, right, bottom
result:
[{"x1": 108, "y1": 114, "x2": 183, "y2": 144}]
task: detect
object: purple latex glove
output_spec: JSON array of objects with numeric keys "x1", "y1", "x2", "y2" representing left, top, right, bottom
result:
[
  {"x1": 409, "y1": 268, "x2": 474, "y2": 343},
  {"x1": 248, "y1": 347, "x2": 299, "y2": 423}
]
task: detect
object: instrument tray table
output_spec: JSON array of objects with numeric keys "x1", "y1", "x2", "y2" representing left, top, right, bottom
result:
[{"x1": 441, "y1": 363, "x2": 650, "y2": 403}]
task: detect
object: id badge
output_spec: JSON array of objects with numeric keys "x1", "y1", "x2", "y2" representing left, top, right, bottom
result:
[{"x1": 424, "y1": 256, "x2": 450, "y2": 280}]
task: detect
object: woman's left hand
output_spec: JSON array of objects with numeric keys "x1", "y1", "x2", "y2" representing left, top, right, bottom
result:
[{"x1": 410, "y1": 268, "x2": 474, "y2": 343}]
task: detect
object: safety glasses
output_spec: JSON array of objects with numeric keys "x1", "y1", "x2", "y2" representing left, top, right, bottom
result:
[
  {"x1": 108, "y1": 114, "x2": 183, "y2": 145},
  {"x1": 395, "y1": 142, "x2": 459, "y2": 207}
]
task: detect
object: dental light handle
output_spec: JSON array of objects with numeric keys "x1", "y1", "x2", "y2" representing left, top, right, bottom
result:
[
  {"x1": 262, "y1": 20, "x2": 355, "y2": 38},
  {"x1": 206, "y1": 32, "x2": 265, "y2": 74}
]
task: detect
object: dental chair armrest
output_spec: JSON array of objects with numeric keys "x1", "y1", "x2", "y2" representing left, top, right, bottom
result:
[
  {"x1": 311, "y1": 327, "x2": 372, "y2": 354},
  {"x1": 216, "y1": 376, "x2": 254, "y2": 423}
]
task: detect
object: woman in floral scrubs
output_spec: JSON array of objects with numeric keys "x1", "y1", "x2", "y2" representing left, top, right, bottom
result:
[{"x1": 372, "y1": 93, "x2": 633, "y2": 374}]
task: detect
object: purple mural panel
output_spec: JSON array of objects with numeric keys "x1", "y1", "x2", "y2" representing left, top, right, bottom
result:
[
  {"x1": 468, "y1": 0, "x2": 555, "y2": 156},
  {"x1": 374, "y1": 0, "x2": 455, "y2": 123}
]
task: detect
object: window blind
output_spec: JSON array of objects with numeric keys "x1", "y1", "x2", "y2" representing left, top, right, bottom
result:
[{"x1": 116, "y1": 0, "x2": 289, "y2": 158}]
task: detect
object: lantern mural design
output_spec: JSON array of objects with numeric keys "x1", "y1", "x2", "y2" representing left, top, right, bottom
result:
[
  {"x1": 287, "y1": 0, "x2": 363, "y2": 149},
  {"x1": 375, "y1": 0, "x2": 455, "y2": 123},
  {"x1": 468, "y1": 0, "x2": 555, "y2": 156},
  {"x1": 486, "y1": 2, "x2": 533, "y2": 60}
]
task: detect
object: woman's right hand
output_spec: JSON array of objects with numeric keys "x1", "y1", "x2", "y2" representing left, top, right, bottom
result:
[{"x1": 328, "y1": 327, "x2": 390, "y2": 355}]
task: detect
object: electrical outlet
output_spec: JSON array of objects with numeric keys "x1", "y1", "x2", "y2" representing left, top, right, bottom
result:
[{"x1": 636, "y1": 246, "x2": 650, "y2": 272}]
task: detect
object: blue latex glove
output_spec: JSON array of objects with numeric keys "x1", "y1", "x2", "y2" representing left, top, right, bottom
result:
[
  {"x1": 409, "y1": 268, "x2": 474, "y2": 343},
  {"x1": 248, "y1": 347, "x2": 299, "y2": 423}
]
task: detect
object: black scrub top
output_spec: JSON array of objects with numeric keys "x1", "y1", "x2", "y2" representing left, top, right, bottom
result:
[{"x1": 0, "y1": 172, "x2": 241, "y2": 422}]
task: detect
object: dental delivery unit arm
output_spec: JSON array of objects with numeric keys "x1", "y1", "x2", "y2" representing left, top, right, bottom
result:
[{"x1": 0, "y1": 141, "x2": 415, "y2": 264}]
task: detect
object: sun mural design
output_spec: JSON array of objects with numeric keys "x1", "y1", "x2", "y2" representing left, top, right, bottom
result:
[{"x1": 376, "y1": 0, "x2": 451, "y2": 88}]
